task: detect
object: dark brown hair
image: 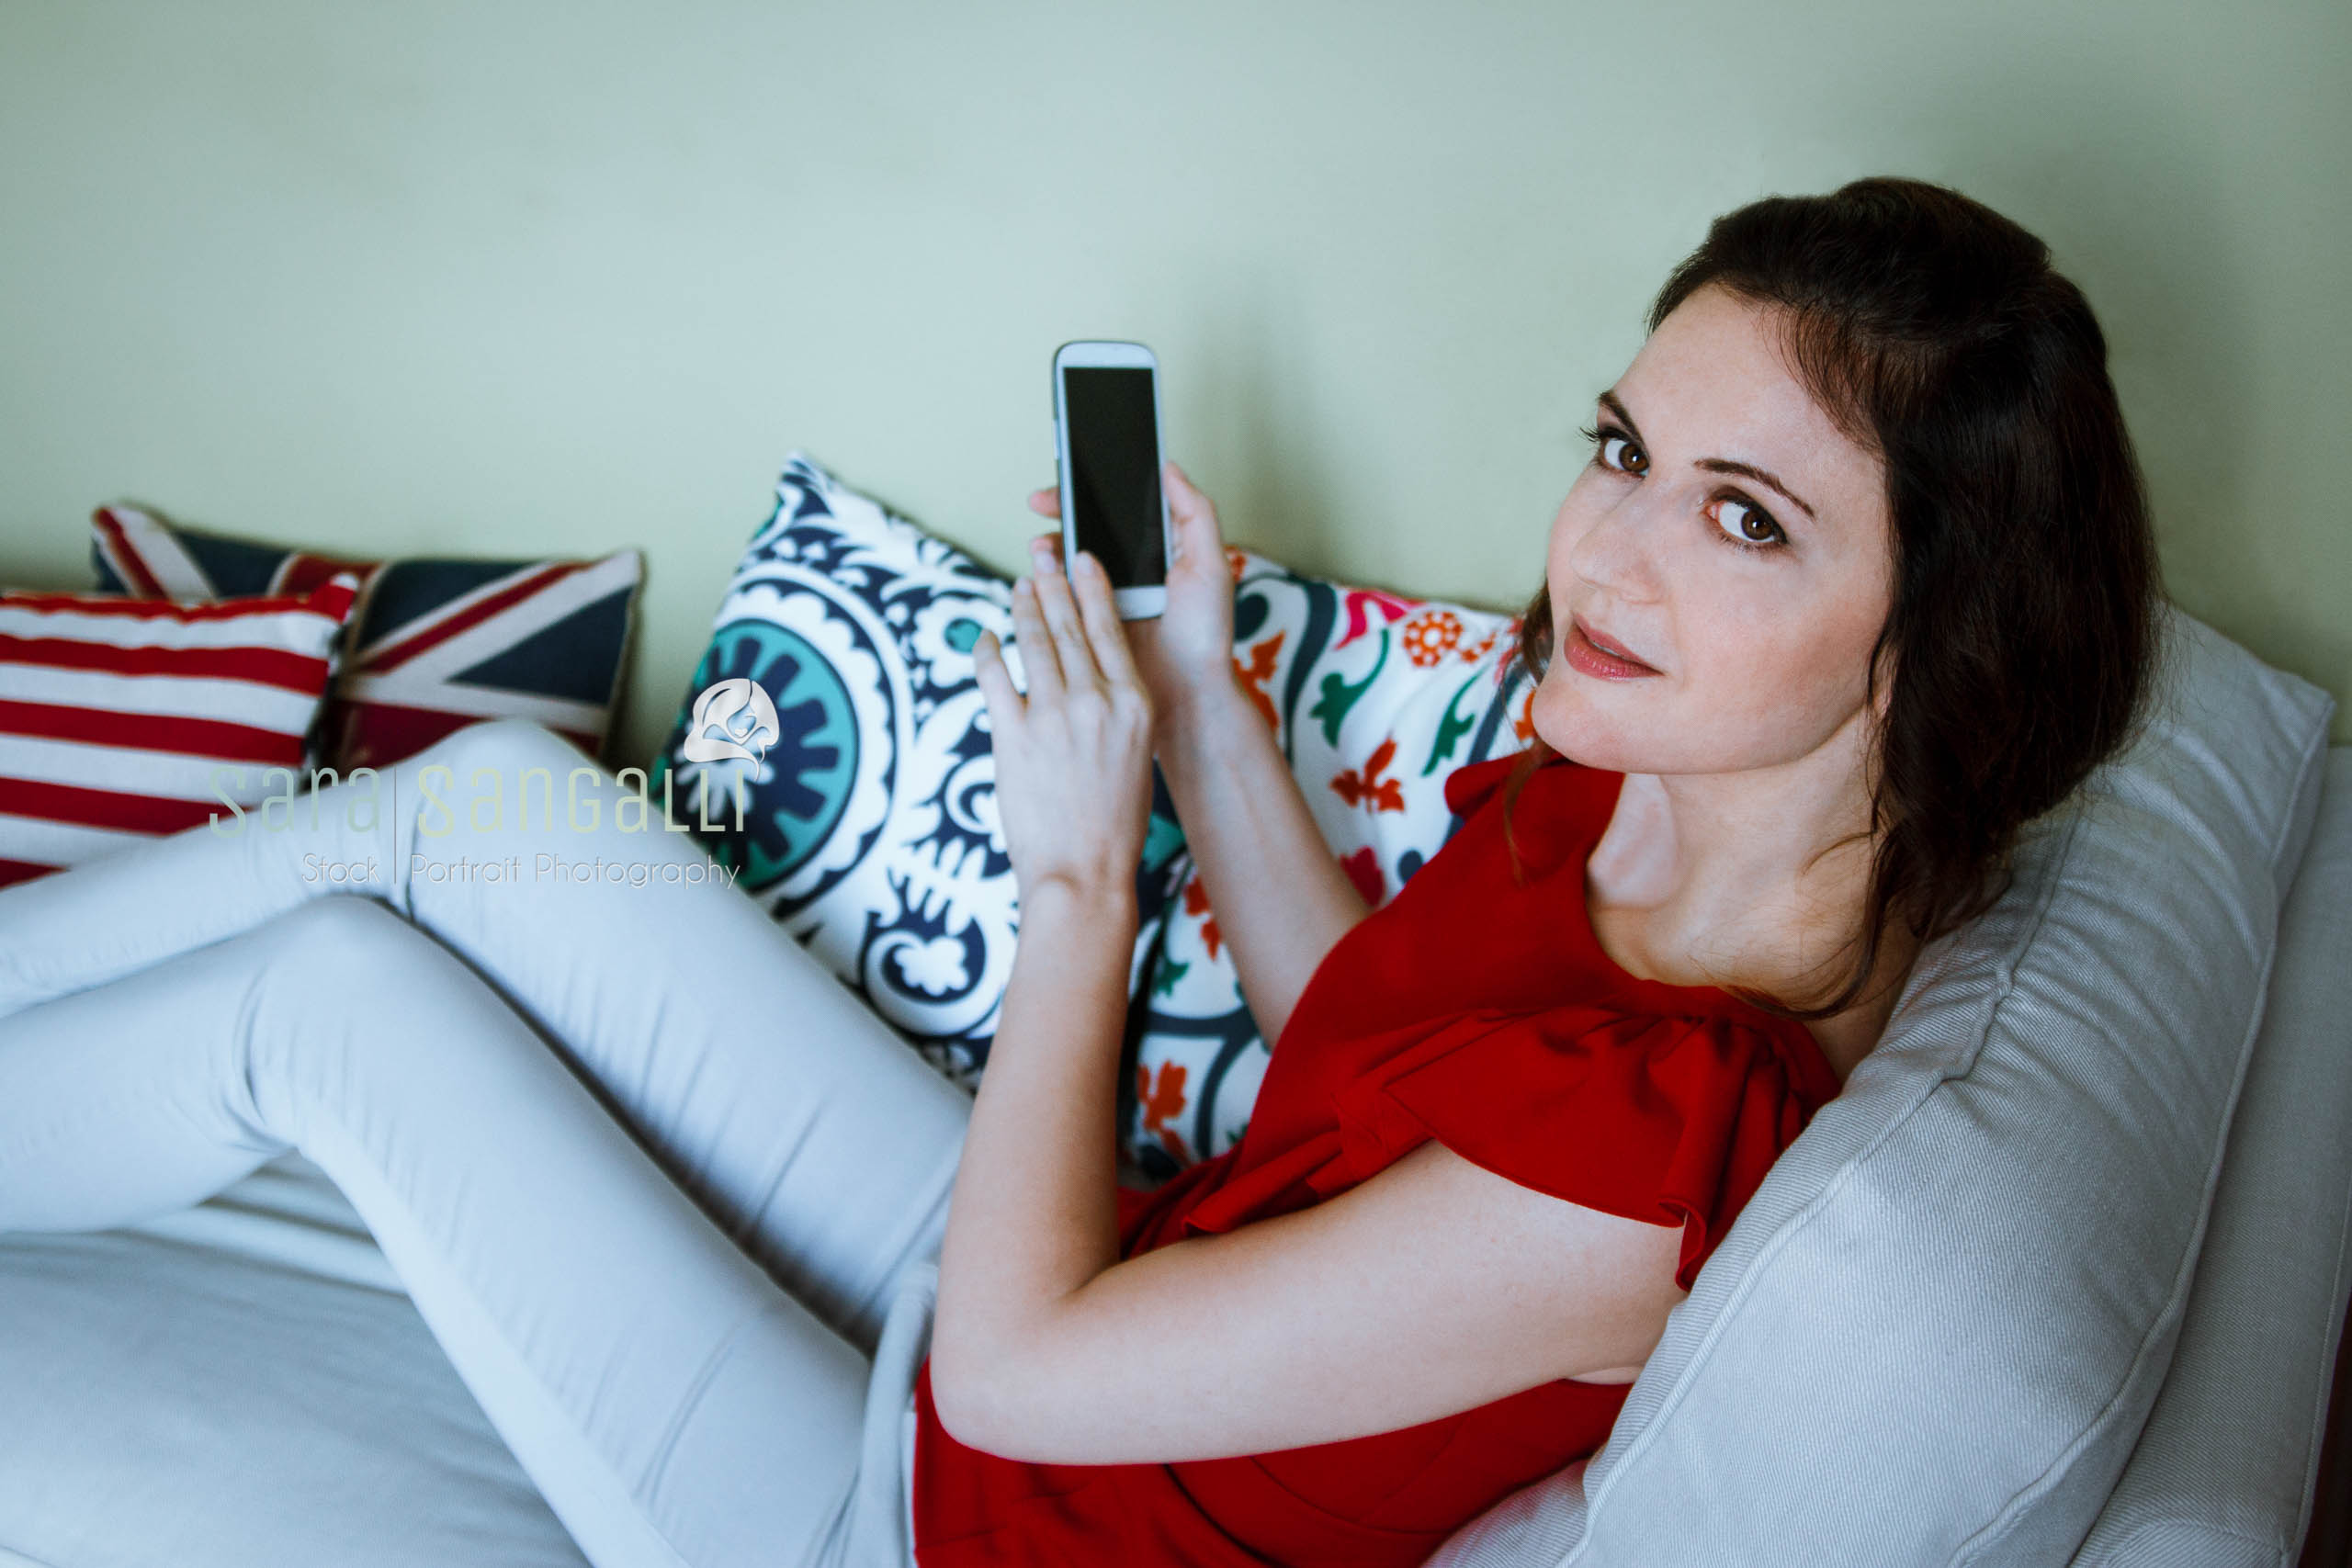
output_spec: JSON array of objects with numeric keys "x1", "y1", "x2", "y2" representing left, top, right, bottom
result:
[{"x1": 1507, "y1": 175, "x2": 2161, "y2": 1020}]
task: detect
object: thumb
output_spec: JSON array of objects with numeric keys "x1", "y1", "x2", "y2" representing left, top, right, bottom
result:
[{"x1": 1162, "y1": 461, "x2": 1223, "y2": 569}]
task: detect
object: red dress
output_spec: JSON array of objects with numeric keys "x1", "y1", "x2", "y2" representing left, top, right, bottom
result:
[{"x1": 910, "y1": 750, "x2": 1844, "y2": 1566}]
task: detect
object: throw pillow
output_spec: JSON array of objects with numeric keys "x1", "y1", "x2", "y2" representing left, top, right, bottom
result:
[
  {"x1": 0, "y1": 578, "x2": 359, "y2": 886},
  {"x1": 649, "y1": 454, "x2": 1186, "y2": 1087},
  {"x1": 91, "y1": 503, "x2": 643, "y2": 771},
  {"x1": 1124, "y1": 552, "x2": 1537, "y2": 1177}
]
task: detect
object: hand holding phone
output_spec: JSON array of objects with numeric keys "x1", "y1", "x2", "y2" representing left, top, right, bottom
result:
[
  {"x1": 1028, "y1": 458, "x2": 1233, "y2": 706},
  {"x1": 1053, "y1": 341, "x2": 1171, "y2": 620}
]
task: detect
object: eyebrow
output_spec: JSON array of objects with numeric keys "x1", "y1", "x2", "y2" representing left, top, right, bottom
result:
[{"x1": 1599, "y1": 390, "x2": 1818, "y2": 521}]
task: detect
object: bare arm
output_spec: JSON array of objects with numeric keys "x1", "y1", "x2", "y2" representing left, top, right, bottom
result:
[
  {"x1": 933, "y1": 536, "x2": 1147, "y2": 1440},
  {"x1": 940, "y1": 1137, "x2": 1686, "y2": 1464},
  {"x1": 1026, "y1": 463, "x2": 1369, "y2": 1046},
  {"x1": 932, "y1": 527, "x2": 1684, "y2": 1465}
]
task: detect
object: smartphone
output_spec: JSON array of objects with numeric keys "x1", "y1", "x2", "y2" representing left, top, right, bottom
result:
[{"x1": 1053, "y1": 340, "x2": 1170, "y2": 619}]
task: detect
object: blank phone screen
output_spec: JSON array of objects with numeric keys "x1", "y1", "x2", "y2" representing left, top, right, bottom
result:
[{"x1": 1062, "y1": 366, "x2": 1164, "y2": 588}]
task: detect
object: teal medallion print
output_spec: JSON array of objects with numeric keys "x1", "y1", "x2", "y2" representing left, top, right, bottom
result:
[{"x1": 665, "y1": 618, "x2": 861, "y2": 890}]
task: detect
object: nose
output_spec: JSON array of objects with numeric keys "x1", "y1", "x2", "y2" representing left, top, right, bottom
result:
[{"x1": 1562, "y1": 483, "x2": 1666, "y2": 605}]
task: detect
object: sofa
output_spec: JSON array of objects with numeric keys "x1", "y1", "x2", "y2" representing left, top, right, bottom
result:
[{"x1": 0, "y1": 527, "x2": 2346, "y2": 1565}]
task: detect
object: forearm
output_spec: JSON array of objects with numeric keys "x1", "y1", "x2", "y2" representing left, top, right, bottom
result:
[
  {"x1": 1154, "y1": 674, "x2": 1369, "y2": 1046},
  {"x1": 930, "y1": 878, "x2": 1134, "y2": 1432}
]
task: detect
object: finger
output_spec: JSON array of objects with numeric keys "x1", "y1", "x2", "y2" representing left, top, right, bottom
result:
[
  {"x1": 1026, "y1": 487, "x2": 1062, "y2": 518},
  {"x1": 1032, "y1": 529, "x2": 1065, "y2": 561},
  {"x1": 970, "y1": 629, "x2": 1023, "y2": 728},
  {"x1": 1162, "y1": 460, "x2": 1225, "y2": 576},
  {"x1": 1026, "y1": 537, "x2": 1100, "y2": 690},
  {"x1": 1008, "y1": 576, "x2": 1065, "y2": 702},
  {"x1": 1069, "y1": 550, "x2": 1144, "y2": 688}
]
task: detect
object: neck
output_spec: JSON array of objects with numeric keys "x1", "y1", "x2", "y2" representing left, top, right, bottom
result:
[{"x1": 1584, "y1": 704, "x2": 1905, "y2": 1055}]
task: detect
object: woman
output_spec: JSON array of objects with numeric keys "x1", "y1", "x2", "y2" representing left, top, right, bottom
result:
[{"x1": 0, "y1": 176, "x2": 2156, "y2": 1568}]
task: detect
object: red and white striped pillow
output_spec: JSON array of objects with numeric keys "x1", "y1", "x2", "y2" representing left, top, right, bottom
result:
[
  {"x1": 0, "y1": 579, "x2": 358, "y2": 887},
  {"x1": 91, "y1": 503, "x2": 644, "y2": 771}
]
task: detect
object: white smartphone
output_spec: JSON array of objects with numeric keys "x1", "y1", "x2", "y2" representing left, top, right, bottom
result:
[{"x1": 1052, "y1": 340, "x2": 1170, "y2": 619}]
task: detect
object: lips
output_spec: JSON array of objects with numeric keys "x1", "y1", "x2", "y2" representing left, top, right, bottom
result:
[{"x1": 1564, "y1": 615, "x2": 1661, "y2": 680}]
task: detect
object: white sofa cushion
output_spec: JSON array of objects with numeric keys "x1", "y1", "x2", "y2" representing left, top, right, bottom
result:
[
  {"x1": 1433, "y1": 607, "x2": 2336, "y2": 1567},
  {"x1": 2070, "y1": 747, "x2": 2352, "y2": 1568},
  {"x1": 0, "y1": 1155, "x2": 589, "y2": 1568}
]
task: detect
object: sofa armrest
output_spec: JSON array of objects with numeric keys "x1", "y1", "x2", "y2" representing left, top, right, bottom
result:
[{"x1": 2072, "y1": 747, "x2": 2352, "y2": 1568}]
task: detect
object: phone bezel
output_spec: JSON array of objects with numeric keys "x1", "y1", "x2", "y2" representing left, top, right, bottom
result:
[{"x1": 1052, "y1": 339, "x2": 1170, "y2": 620}]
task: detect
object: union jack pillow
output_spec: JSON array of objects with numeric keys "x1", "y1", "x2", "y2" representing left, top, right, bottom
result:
[
  {"x1": 1124, "y1": 553, "x2": 1539, "y2": 1179},
  {"x1": 0, "y1": 579, "x2": 358, "y2": 887},
  {"x1": 91, "y1": 504, "x2": 643, "y2": 771}
]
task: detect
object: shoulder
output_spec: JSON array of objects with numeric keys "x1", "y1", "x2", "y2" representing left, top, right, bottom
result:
[
  {"x1": 1441, "y1": 746, "x2": 1594, "y2": 821},
  {"x1": 1431, "y1": 748, "x2": 1622, "y2": 888},
  {"x1": 1349, "y1": 1004, "x2": 1838, "y2": 1291},
  {"x1": 1440, "y1": 750, "x2": 1531, "y2": 818}
]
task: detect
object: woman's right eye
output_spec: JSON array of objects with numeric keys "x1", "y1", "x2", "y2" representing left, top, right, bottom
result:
[{"x1": 1595, "y1": 431, "x2": 1647, "y2": 476}]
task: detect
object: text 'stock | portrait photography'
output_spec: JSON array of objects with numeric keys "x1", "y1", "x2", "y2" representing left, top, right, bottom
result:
[{"x1": 0, "y1": 6, "x2": 2347, "y2": 1567}]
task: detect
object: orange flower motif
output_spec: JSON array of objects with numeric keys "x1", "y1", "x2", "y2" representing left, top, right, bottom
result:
[
  {"x1": 1455, "y1": 626, "x2": 1500, "y2": 664},
  {"x1": 1330, "y1": 736, "x2": 1407, "y2": 813},
  {"x1": 1136, "y1": 1060, "x2": 1190, "y2": 1164},
  {"x1": 1232, "y1": 631, "x2": 1283, "y2": 732},
  {"x1": 1223, "y1": 547, "x2": 1249, "y2": 582},
  {"x1": 1182, "y1": 876, "x2": 1224, "y2": 959},
  {"x1": 1510, "y1": 687, "x2": 1537, "y2": 742},
  {"x1": 1399, "y1": 609, "x2": 1463, "y2": 668}
]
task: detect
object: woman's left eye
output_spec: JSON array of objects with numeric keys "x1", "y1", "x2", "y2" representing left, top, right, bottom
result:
[{"x1": 1707, "y1": 494, "x2": 1786, "y2": 549}]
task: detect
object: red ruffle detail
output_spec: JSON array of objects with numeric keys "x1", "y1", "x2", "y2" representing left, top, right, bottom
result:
[
  {"x1": 1315, "y1": 1003, "x2": 1821, "y2": 1292},
  {"x1": 1442, "y1": 750, "x2": 1528, "y2": 819}
]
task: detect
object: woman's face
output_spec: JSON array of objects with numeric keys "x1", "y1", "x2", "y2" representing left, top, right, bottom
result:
[{"x1": 1529, "y1": 284, "x2": 1897, "y2": 776}]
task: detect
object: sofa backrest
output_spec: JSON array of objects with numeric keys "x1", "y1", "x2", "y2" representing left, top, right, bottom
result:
[{"x1": 1432, "y1": 605, "x2": 2338, "y2": 1567}]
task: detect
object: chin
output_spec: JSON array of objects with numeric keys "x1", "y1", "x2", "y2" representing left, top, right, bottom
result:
[
  {"x1": 1526, "y1": 664, "x2": 1657, "y2": 773},
  {"x1": 1532, "y1": 664, "x2": 1860, "y2": 778},
  {"x1": 1525, "y1": 660, "x2": 1783, "y2": 776}
]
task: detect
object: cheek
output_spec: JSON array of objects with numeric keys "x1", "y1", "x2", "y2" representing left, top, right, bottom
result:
[
  {"x1": 1533, "y1": 552, "x2": 1884, "y2": 773},
  {"x1": 1702, "y1": 613, "x2": 1843, "y2": 705},
  {"x1": 1673, "y1": 577, "x2": 1884, "y2": 754}
]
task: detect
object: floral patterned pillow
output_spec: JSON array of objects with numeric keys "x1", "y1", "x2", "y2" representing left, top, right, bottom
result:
[
  {"x1": 648, "y1": 454, "x2": 1532, "y2": 1140},
  {"x1": 651, "y1": 454, "x2": 1183, "y2": 1086},
  {"x1": 1119, "y1": 550, "x2": 1538, "y2": 1179}
]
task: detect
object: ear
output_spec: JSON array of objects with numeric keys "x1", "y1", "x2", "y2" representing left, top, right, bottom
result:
[{"x1": 1867, "y1": 638, "x2": 1899, "y2": 728}]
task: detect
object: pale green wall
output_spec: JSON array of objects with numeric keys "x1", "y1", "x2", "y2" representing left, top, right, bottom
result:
[{"x1": 3, "y1": 0, "x2": 2345, "y2": 761}]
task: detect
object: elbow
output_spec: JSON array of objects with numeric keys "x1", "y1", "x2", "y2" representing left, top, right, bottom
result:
[
  {"x1": 924, "y1": 1341, "x2": 997, "y2": 1452},
  {"x1": 927, "y1": 1330, "x2": 1052, "y2": 1461}
]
